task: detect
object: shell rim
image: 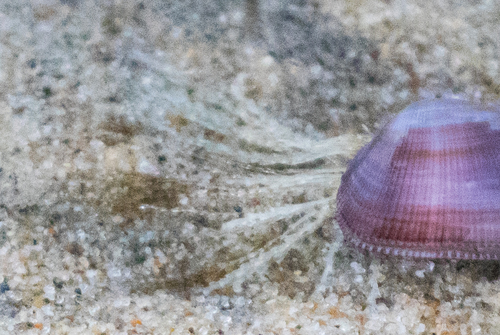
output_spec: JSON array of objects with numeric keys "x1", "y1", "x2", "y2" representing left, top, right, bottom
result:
[{"x1": 335, "y1": 212, "x2": 500, "y2": 260}]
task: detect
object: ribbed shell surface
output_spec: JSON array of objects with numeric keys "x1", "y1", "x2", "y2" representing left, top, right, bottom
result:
[{"x1": 336, "y1": 99, "x2": 500, "y2": 259}]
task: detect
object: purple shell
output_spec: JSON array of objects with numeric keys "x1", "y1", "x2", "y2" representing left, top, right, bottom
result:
[{"x1": 336, "y1": 99, "x2": 500, "y2": 259}]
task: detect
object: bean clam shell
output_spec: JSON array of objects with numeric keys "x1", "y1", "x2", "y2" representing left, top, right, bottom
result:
[{"x1": 336, "y1": 99, "x2": 500, "y2": 259}]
